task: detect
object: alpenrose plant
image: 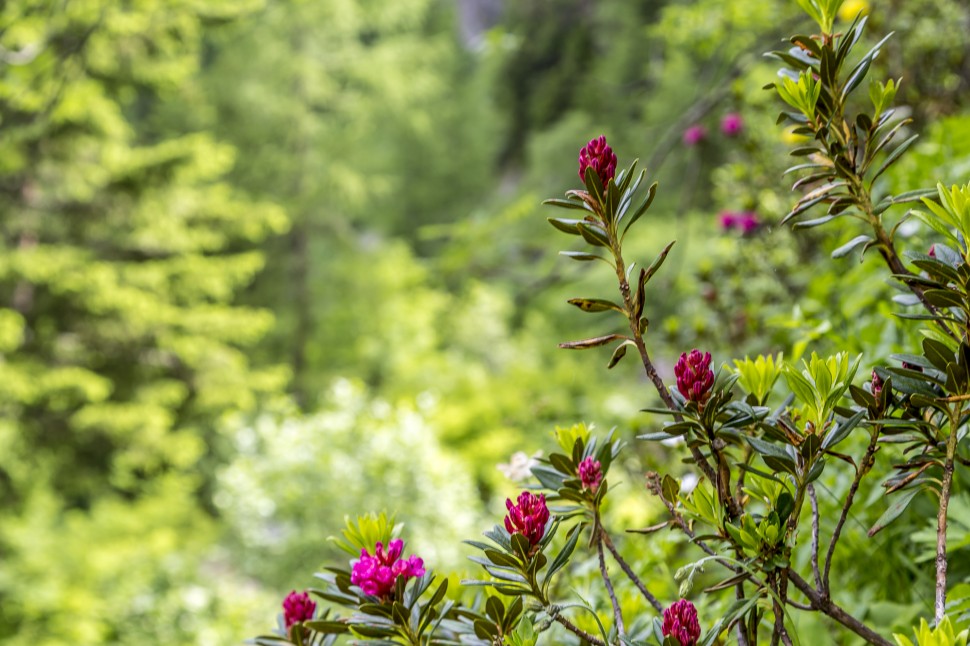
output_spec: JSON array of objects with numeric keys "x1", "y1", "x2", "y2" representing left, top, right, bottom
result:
[{"x1": 250, "y1": 2, "x2": 970, "y2": 644}]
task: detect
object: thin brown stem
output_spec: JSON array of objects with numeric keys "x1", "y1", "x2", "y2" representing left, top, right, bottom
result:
[
  {"x1": 551, "y1": 613, "x2": 607, "y2": 646},
  {"x1": 936, "y1": 410, "x2": 959, "y2": 623},
  {"x1": 808, "y1": 484, "x2": 822, "y2": 592},
  {"x1": 601, "y1": 528, "x2": 663, "y2": 613},
  {"x1": 595, "y1": 521, "x2": 625, "y2": 639},
  {"x1": 787, "y1": 569, "x2": 893, "y2": 646},
  {"x1": 736, "y1": 583, "x2": 751, "y2": 646},
  {"x1": 610, "y1": 243, "x2": 720, "y2": 490},
  {"x1": 824, "y1": 433, "x2": 879, "y2": 595}
]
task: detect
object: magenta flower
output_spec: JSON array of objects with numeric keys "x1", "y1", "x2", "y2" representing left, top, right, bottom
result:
[
  {"x1": 350, "y1": 539, "x2": 425, "y2": 600},
  {"x1": 718, "y1": 210, "x2": 760, "y2": 234},
  {"x1": 578, "y1": 457, "x2": 603, "y2": 492},
  {"x1": 578, "y1": 135, "x2": 617, "y2": 190},
  {"x1": 674, "y1": 350, "x2": 715, "y2": 405},
  {"x1": 282, "y1": 590, "x2": 316, "y2": 629},
  {"x1": 504, "y1": 491, "x2": 550, "y2": 547},
  {"x1": 735, "y1": 211, "x2": 760, "y2": 233},
  {"x1": 720, "y1": 112, "x2": 744, "y2": 137},
  {"x1": 718, "y1": 211, "x2": 738, "y2": 230},
  {"x1": 682, "y1": 125, "x2": 706, "y2": 146},
  {"x1": 662, "y1": 599, "x2": 701, "y2": 646}
]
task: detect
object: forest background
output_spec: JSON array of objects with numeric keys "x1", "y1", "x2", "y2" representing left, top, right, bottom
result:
[{"x1": 1, "y1": 0, "x2": 969, "y2": 643}]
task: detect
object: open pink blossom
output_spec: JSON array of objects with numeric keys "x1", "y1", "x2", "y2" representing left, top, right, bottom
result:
[
  {"x1": 683, "y1": 125, "x2": 707, "y2": 146},
  {"x1": 504, "y1": 491, "x2": 550, "y2": 546},
  {"x1": 662, "y1": 599, "x2": 701, "y2": 646},
  {"x1": 351, "y1": 539, "x2": 425, "y2": 600},
  {"x1": 720, "y1": 112, "x2": 744, "y2": 136}
]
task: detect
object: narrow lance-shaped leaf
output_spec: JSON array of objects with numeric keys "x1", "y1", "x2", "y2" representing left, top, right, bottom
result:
[{"x1": 868, "y1": 487, "x2": 921, "y2": 537}]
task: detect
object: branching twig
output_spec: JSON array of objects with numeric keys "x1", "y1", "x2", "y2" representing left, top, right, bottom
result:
[
  {"x1": 808, "y1": 484, "x2": 822, "y2": 592},
  {"x1": 550, "y1": 613, "x2": 607, "y2": 646},
  {"x1": 823, "y1": 433, "x2": 879, "y2": 595},
  {"x1": 936, "y1": 409, "x2": 959, "y2": 623},
  {"x1": 596, "y1": 527, "x2": 625, "y2": 639},
  {"x1": 787, "y1": 569, "x2": 893, "y2": 646},
  {"x1": 601, "y1": 528, "x2": 663, "y2": 613}
]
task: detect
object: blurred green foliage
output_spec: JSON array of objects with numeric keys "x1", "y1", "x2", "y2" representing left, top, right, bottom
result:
[{"x1": 1, "y1": 0, "x2": 969, "y2": 643}]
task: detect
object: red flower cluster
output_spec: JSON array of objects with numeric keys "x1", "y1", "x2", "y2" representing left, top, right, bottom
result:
[
  {"x1": 504, "y1": 491, "x2": 550, "y2": 546},
  {"x1": 578, "y1": 135, "x2": 617, "y2": 190},
  {"x1": 350, "y1": 539, "x2": 425, "y2": 600},
  {"x1": 662, "y1": 599, "x2": 701, "y2": 646},
  {"x1": 674, "y1": 350, "x2": 715, "y2": 405},
  {"x1": 282, "y1": 590, "x2": 316, "y2": 629}
]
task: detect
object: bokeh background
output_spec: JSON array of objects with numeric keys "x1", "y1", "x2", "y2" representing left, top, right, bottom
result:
[{"x1": 1, "y1": 0, "x2": 970, "y2": 643}]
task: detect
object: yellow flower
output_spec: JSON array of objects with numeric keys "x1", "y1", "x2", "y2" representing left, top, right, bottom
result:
[{"x1": 838, "y1": 0, "x2": 869, "y2": 22}]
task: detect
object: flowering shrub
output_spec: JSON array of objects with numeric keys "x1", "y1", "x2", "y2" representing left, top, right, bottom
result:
[{"x1": 251, "y1": 2, "x2": 970, "y2": 644}]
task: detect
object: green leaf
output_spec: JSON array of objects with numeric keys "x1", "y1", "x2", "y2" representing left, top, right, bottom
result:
[
  {"x1": 559, "y1": 334, "x2": 625, "y2": 350},
  {"x1": 547, "y1": 217, "x2": 585, "y2": 235},
  {"x1": 621, "y1": 180, "x2": 659, "y2": 239},
  {"x1": 559, "y1": 250, "x2": 607, "y2": 263},
  {"x1": 567, "y1": 298, "x2": 625, "y2": 314},
  {"x1": 542, "y1": 198, "x2": 590, "y2": 212},
  {"x1": 868, "y1": 487, "x2": 921, "y2": 537},
  {"x1": 831, "y1": 234, "x2": 873, "y2": 258},
  {"x1": 662, "y1": 474, "x2": 680, "y2": 502},
  {"x1": 642, "y1": 240, "x2": 677, "y2": 284},
  {"x1": 870, "y1": 134, "x2": 919, "y2": 184}
]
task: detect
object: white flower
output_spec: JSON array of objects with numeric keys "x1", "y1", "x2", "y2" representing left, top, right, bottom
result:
[
  {"x1": 497, "y1": 451, "x2": 542, "y2": 482},
  {"x1": 680, "y1": 472, "x2": 699, "y2": 494}
]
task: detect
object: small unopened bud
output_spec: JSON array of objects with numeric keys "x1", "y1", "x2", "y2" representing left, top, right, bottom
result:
[
  {"x1": 871, "y1": 369, "x2": 883, "y2": 399},
  {"x1": 578, "y1": 457, "x2": 602, "y2": 493}
]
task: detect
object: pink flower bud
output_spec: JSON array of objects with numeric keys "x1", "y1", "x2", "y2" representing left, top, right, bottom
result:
[
  {"x1": 720, "y1": 112, "x2": 744, "y2": 137},
  {"x1": 578, "y1": 457, "x2": 603, "y2": 492},
  {"x1": 871, "y1": 369, "x2": 883, "y2": 399},
  {"x1": 662, "y1": 599, "x2": 701, "y2": 646},
  {"x1": 929, "y1": 244, "x2": 937, "y2": 258},
  {"x1": 350, "y1": 539, "x2": 425, "y2": 600},
  {"x1": 578, "y1": 135, "x2": 617, "y2": 190},
  {"x1": 504, "y1": 491, "x2": 550, "y2": 546},
  {"x1": 683, "y1": 125, "x2": 707, "y2": 146},
  {"x1": 674, "y1": 350, "x2": 715, "y2": 405},
  {"x1": 282, "y1": 590, "x2": 316, "y2": 629}
]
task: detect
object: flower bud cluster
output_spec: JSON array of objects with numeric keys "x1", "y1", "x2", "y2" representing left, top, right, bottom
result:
[
  {"x1": 578, "y1": 135, "x2": 617, "y2": 190},
  {"x1": 504, "y1": 491, "x2": 550, "y2": 546},
  {"x1": 674, "y1": 350, "x2": 715, "y2": 405},
  {"x1": 662, "y1": 599, "x2": 701, "y2": 646},
  {"x1": 282, "y1": 590, "x2": 316, "y2": 629},
  {"x1": 578, "y1": 456, "x2": 603, "y2": 492}
]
